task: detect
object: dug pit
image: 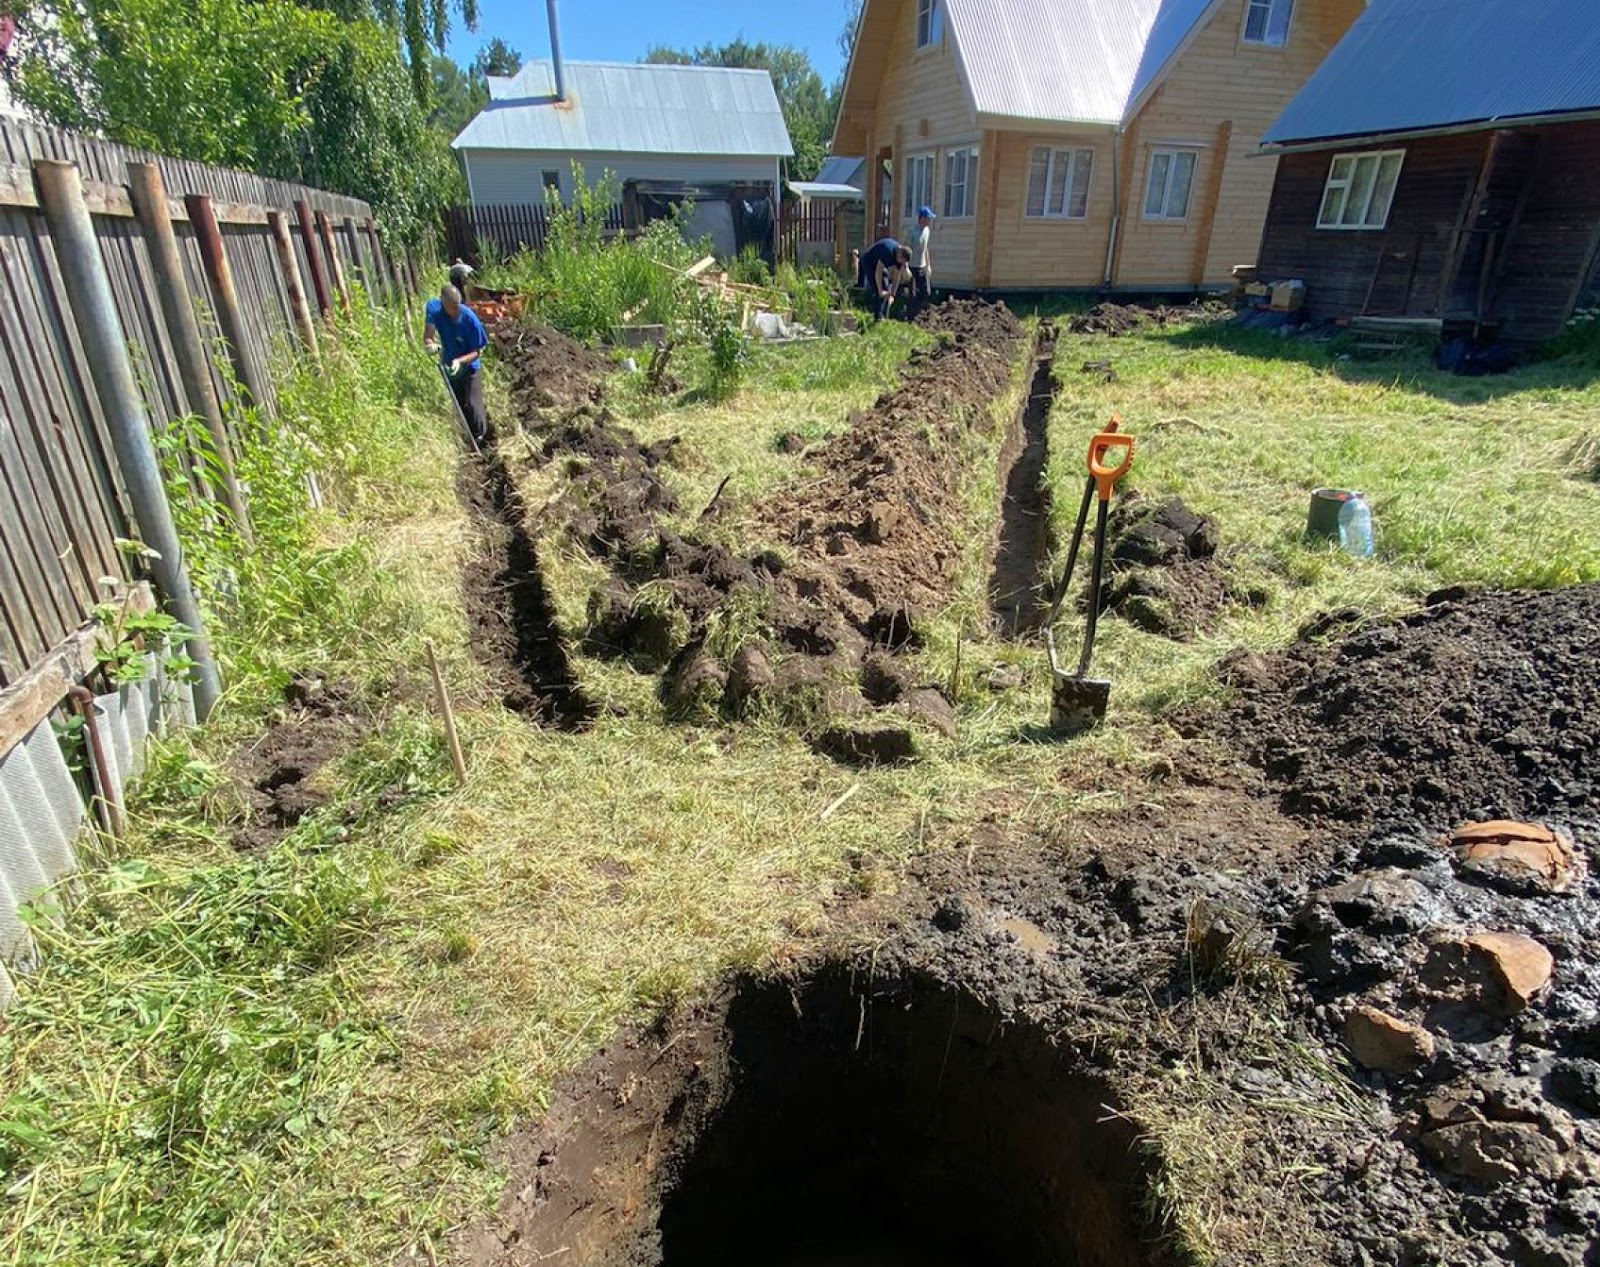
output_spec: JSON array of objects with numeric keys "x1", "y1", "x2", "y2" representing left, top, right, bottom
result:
[{"x1": 457, "y1": 965, "x2": 1174, "y2": 1267}]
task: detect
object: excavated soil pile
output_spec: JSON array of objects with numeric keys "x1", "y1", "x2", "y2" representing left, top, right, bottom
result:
[
  {"x1": 759, "y1": 299, "x2": 1025, "y2": 644},
  {"x1": 1068, "y1": 301, "x2": 1229, "y2": 336},
  {"x1": 493, "y1": 320, "x2": 613, "y2": 412},
  {"x1": 1216, "y1": 585, "x2": 1600, "y2": 831},
  {"x1": 1102, "y1": 495, "x2": 1258, "y2": 640},
  {"x1": 453, "y1": 964, "x2": 1173, "y2": 1267}
]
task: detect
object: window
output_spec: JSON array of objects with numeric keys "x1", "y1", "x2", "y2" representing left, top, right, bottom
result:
[
  {"x1": 902, "y1": 152, "x2": 935, "y2": 221},
  {"x1": 1025, "y1": 147, "x2": 1094, "y2": 219},
  {"x1": 542, "y1": 170, "x2": 562, "y2": 195},
  {"x1": 943, "y1": 146, "x2": 978, "y2": 218},
  {"x1": 916, "y1": 0, "x2": 944, "y2": 49},
  {"x1": 1317, "y1": 150, "x2": 1404, "y2": 229},
  {"x1": 1243, "y1": 0, "x2": 1294, "y2": 45},
  {"x1": 1143, "y1": 150, "x2": 1197, "y2": 220}
]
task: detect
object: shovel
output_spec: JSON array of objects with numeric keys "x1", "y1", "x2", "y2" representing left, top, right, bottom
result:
[
  {"x1": 1042, "y1": 420, "x2": 1135, "y2": 735},
  {"x1": 437, "y1": 360, "x2": 484, "y2": 456}
]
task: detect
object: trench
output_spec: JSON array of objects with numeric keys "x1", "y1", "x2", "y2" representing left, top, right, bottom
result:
[
  {"x1": 457, "y1": 437, "x2": 596, "y2": 730},
  {"x1": 989, "y1": 325, "x2": 1060, "y2": 638},
  {"x1": 473, "y1": 965, "x2": 1171, "y2": 1267}
]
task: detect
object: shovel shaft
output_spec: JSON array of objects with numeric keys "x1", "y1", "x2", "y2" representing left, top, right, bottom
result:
[
  {"x1": 1078, "y1": 497, "x2": 1111, "y2": 678},
  {"x1": 1043, "y1": 475, "x2": 1097, "y2": 632}
]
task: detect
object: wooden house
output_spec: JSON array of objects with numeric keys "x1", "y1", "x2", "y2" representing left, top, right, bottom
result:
[
  {"x1": 1257, "y1": 0, "x2": 1600, "y2": 340},
  {"x1": 832, "y1": 0, "x2": 1365, "y2": 290}
]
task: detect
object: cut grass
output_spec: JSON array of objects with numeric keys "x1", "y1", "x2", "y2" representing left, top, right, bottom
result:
[{"x1": 4, "y1": 305, "x2": 1599, "y2": 1265}]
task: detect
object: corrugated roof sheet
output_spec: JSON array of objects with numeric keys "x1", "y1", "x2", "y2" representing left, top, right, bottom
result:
[
  {"x1": 816, "y1": 155, "x2": 866, "y2": 188},
  {"x1": 943, "y1": 0, "x2": 1215, "y2": 126},
  {"x1": 1265, "y1": 0, "x2": 1600, "y2": 145},
  {"x1": 456, "y1": 60, "x2": 793, "y2": 157},
  {"x1": 788, "y1": 180, "x2": 866, "y2": 200}
]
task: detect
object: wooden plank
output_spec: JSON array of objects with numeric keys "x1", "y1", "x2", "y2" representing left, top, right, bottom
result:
[{"x1": 0, "y1": 583, "x2": 155, "y2": 758}]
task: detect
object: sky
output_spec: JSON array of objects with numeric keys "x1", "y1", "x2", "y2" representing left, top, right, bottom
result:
[{"x1": 447, "y1": 0, "x2": 856, "y2": 84}]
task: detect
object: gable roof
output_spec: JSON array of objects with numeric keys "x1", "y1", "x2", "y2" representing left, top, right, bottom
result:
[
  {"x1": 455, "y1": 60, "x2": 793, "y2": 158},
  {"x1": 1264, "y1": 0, "x2": 1600, "y2": 147},
  {"x1": 816, "y1": 155, "x2": 867, "y2": 188}
]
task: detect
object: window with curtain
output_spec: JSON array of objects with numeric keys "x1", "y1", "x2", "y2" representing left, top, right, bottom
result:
[
  {"x1": 1143, "y1": 150, "x2": 1197, "y2": 220},
  {"x1": 1024, "y1": 147, "x2": 1094, "y2": 219}
]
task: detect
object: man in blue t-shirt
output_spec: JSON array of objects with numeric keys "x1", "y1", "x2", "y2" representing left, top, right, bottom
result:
[
  {"x1": 424, "y1": 285, "x2": 490, "y2": 445},
  {"x1": 854, "y1": 237, "x2": 912, "y2": 321}
]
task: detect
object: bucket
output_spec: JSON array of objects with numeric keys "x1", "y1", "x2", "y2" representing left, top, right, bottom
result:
[{"x1": 1307, "y1": 488, "x2": 1361, "y2": 540}]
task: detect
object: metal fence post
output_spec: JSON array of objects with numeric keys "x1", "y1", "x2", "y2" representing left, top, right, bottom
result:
[
  {"x1": 184, "y1": 193, "x2": 273, "y2": 421},
  {"x1": 316, "y1": 211, "x2": 352, "y2": 317},
  {"x1": 294, "y1": 198, "x2": 332, "y2": 318},
  {"x1": 34, "y1": 159, "x2": 222, "y2": 721},
  {"x1": 126, "y1": 164, "x2": 253, "y2": 543},
  {"x1": 267, "y1": 209, "x2": 321, "y2": 362}
]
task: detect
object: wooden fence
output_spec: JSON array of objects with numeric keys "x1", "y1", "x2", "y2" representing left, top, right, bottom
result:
[
  {"x1": 443, "y1": 201, "x2": 627, "y2": 266},
  {"x1": 0, "y1": 118, "x2": 419, "y2": 691}
]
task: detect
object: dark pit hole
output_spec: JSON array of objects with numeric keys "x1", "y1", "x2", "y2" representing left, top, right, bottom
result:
[
  {"x1": 497, "y1": 966, "x2": 1172, "y2": 1267},
  {"x1": 866, "y1": 608, "x2": 924, "y2": 653}
]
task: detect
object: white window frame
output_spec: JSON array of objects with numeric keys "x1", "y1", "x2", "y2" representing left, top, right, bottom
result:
[
  {"x1": 1143, "y1": 149, "x2": 1198, "y2": 221},
  {"x1": 1316, "y1": 149, "x2": 1405, "y2": 230},
  {"x1": 902, "y1": 152, "x2": 935, "y2": 223},
  {"x1": 1243, "y1": 0, "x2": 1295, "y2": 46},
  {"x1": 1024, "y1": 146, "x2": 1094, "y2": 220},
  {"x1": 942, "y1": 145, "x2": 979, "y2": 219},
  {"x1": 916, "y1": 0, "x2": 944, "y2": 50}
]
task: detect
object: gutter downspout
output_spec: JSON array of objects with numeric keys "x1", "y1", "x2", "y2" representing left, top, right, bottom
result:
[
  {"x1": 546, "y1": 0, "x2": 566, "y2": 103},
  {"x1": 1103, "y1": 126, "x2": 1123, "y2": 287}
]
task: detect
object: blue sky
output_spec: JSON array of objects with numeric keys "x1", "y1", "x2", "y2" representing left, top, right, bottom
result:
[{"x1": 448, "y1": 0, "x2": 856, "y2": 85}]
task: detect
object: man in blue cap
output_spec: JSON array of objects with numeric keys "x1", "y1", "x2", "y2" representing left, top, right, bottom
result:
[
  {"x1": 424, "y1": 283, "x2": 490, "y2": 446},
  {"x1": 911, "y1": 205, "x2": 936, "y2": 317}
]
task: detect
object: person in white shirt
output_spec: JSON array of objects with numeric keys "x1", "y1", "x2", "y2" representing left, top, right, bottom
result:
[{"x1": 911, "y1": 206, "x2": 935, "y2": 317}]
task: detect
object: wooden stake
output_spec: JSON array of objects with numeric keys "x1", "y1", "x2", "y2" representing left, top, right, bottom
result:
[{"x1": 425, "y1": 640, "x2": 467, "y2": 786}]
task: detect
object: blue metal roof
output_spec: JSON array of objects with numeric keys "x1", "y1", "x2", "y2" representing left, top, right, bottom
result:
[
  {"x1": 815, "y1": 156, "x2": 866, "y2": 188},
  {"x1": 455, "y1": 60, "x2": 793, "y2": 158},
  {"x1": 1265, "y1": 0, "x2": 1600, "y2": 146}
]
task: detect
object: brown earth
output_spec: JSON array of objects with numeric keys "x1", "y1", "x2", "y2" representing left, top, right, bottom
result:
[
  {"x1": 493, "y1": 319, "x2": 613, "y2": 412},
  {"x1": 1101, "y1": 495, "x2": 1262, "y2": 641},
  {"x1": 1068, "y1": 301, "x2": 1230, "y2": 337}
]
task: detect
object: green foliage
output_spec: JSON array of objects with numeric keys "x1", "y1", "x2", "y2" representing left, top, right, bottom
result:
[
  {"x1": 8, "y1": 0, "x2": 462, "y2": 245},
  {"x1": 428, "y1": 53, "x2": 488, "y2": 139},
  {"x1": 470, "y1": 36, "x2": 522, "y2": 80},
  {"x1": 316, "y1": 0, "x2": 481, "y2": 104},
  {"x1": 690, "y1": 288, "x2": 747, "y2": 400},
  {"x1": 644, "y1": 39, "x2": 837, "y2": 179},
  {"x1": 731, "y1": 244, "x2": 773, "y2": 288}
]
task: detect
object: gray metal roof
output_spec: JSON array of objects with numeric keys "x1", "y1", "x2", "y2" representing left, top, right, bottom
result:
[
  {"x1": 815, "y1": 155, "x2": 866, "y2": 188},
  {"x1": 1265, "y1": 0, "x2": 1600, "y2": 146},
  {"x1": 944, "y1": 0, "x2": 1215, "y2": 126},
  {"x1": 788, "y1": 180, "x2": 865, "y2": 200},
  {"x1": 455, "y1": 60, "x2": 793, "y2": 157}
]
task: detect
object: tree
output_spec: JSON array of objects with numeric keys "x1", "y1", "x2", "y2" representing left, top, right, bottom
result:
[
  {"x1": 644, "y1": 40, "x2": 832, "y2": 180},
  {"x1": 471, "y1": 36, "x2": 522, "y2": 81},
  {"x1": 429, "y1": 54, "x2": 487, "y2": 138},
  {"x1": 311, "y1": 0, "x2": 481, "y2": 103}
]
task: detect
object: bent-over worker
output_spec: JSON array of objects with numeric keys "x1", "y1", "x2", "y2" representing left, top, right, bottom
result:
[
  {"x1": 424, "y1": 284, "x2": 490, "y2": 446},
  {"x1": 856, "y1": 237, "x2": 912, "y2": 321}
]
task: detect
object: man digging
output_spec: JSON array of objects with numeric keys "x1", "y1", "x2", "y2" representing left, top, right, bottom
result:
[
  {"x1": 424, "y1": 283, "x2": 490, "y2": 447},
  {"x1": 854, "y1": 236, "x2": 913, "y2": 321}
]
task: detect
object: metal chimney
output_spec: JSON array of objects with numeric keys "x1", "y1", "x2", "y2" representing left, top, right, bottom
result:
[{"x1": 546, "y1": 0, "x2": 566, "y2": 102}]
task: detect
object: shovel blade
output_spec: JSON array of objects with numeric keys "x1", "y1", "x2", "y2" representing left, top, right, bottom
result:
[{"x1": 1050, "y1": 676, "x2": 1111, "y2": 736}]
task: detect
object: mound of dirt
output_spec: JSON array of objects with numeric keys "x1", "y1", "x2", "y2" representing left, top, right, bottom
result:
[
  {"x1": 493, "y1": 319, "x2": 613, "y2": 414},
  {"x1": 1102, "y1": 495, "x2": 1254, "y2": 640},
  {"x1": 1068, "y1": 300, "x2": 1228, "y2": 336},
  {"x1": 1216, "y1": 586, "x2": 1600, "y2": 831},
  {"x1": 759, "y1": 299, "x2": 1026, "y2": 644}
]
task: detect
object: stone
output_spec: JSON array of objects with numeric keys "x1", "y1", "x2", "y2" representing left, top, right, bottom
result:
[
  {"x1": 897, "y1": 686, "x2": 957, "y2": 739},
  {"x1": 1549, "y1": 1059, "x2": 1600, "y2": 1115},
  {"x1": 986, "y1": 663, "x2": 1025, "y2": 692},
  {"x1": 1448, "y1": 820, "x2": 1582, "y2": 896},
  {"x1": 1466, "y1": 932, "x2": 1555, "y2": 1010},
  {"x1": 1417, "y1": 931, "x2": 1554, "y2": 1018},
  {"x1": 1419, "y1": 1120, "x2": 1566, "y2": 1185},
  {"x1": 1344, "y1": 1005, "x2": 1436, "y2": 1074}
]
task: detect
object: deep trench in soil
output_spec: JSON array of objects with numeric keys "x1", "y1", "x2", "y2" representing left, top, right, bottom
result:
[
  {"x1": 471, "y1": 966, "x2": 1167, "y2": 1267},
  {"x1": 989, "y1": 327, "x2": 1059, "y2": 638},
  {"x1": 458, "y1": 441, "x2": 596, "y2": 729}
]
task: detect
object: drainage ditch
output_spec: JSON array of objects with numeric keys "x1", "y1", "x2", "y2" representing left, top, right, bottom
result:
[
  {"x1": 989, "y1": 324, "x2": 1059, "y2": 638},
  {"x1": 461, "y1": 964, "x2": 1171, "y2": 1267}
]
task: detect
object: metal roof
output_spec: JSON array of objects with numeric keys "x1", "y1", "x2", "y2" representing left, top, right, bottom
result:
[
  {"x1": 943, "y1": 0, "x2": 1215, "y2": 126},
  {"x1": 787, "y1": 180, "x2": 866, "y2": 200},
  {"x1": 815, "y1": 155, "x2": 867, "y2": 188},
  {"x1": 1265, "y1": 0, "x2": 1600, "y2": 146},
  {"x1": 456, "y1": 60, "x2": 793, "y2": 157}
]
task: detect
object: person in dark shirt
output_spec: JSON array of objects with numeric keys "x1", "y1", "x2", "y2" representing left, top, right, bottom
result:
[
  {"x1": 424, "y1": 285, "x2": 490, "y2": 445},
  {"x1": 854, "y1": 237, "x2": 912, "y2": 321}
]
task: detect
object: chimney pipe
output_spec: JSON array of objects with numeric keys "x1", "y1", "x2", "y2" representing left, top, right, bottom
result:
[{"x1": 546, "y1": 0, "x2": 566, "y2": 102}]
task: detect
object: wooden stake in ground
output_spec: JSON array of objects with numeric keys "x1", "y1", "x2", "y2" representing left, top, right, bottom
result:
[{"x1": 425, "y1": 640, "x2": 468, "y2": 785}]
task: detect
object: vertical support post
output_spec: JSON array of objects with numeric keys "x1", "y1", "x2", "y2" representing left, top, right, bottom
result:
[
  {"x1": 35, "y1": 159, "x2": 222, "y2": 721},
  {"x1": 317, "y1": 210, "x2": 352, "y2": 317},
  {"x1": 268, "y1": 209, "x2": 321, "y2": 362},
  {"x1": 126, "y1": 163, "x2": 252, "y2": 541},
  {"x1": 363, "y1": 217, "x2": 391, "y2": 305},
  {"x1": 185, "y1": 193, "x2": 272, "y2": 419},
  {"x1": 294, "y1": 198, "x2": 332, "y2": 318},
  {"x1": 342, "y1": 214, "x2": 372, "y2": 304}
]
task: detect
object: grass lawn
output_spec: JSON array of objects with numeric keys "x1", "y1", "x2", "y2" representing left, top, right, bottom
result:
[{"x1": 1, "y1": 306, "x2": 1597, "y2": 1266}]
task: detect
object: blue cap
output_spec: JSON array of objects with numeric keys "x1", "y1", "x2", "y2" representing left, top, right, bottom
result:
[{"x1": 918, "y1": 205, "x2": 936, "y2": 219}]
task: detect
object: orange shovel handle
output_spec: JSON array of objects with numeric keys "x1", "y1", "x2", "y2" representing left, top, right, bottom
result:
[{"x1": 1088, "y1": 431, "x2": 1135, "y2": 501}]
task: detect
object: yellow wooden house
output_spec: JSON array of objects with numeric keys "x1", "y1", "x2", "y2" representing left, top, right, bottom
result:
[{"x1": 834, "y1": 0, "x2": 1365, "y2": 290}]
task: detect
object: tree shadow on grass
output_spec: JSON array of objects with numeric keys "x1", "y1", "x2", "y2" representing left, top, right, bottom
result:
[{"x1": 1162, "y1": 318, "x2": 1600, "y2": 405}]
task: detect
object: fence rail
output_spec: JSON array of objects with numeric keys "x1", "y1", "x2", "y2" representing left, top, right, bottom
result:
[{"x1": 443, "y1": 201, "x2": 627, "y2": 266}]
